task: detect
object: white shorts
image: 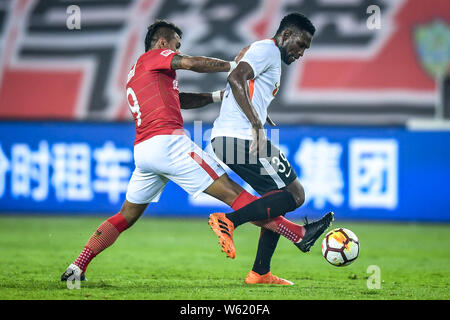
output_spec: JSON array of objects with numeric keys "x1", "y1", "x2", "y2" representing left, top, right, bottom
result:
[{"x1": 126, "y1": 134, "x2": 226, "y2": 204}]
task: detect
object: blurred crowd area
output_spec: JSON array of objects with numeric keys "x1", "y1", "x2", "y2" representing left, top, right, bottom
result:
[{"x1": 0, "y1": 0, "x2": 449, "y2": 125}]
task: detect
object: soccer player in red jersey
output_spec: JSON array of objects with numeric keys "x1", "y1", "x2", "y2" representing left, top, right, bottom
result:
[{"x1": 61, "y1": 20, "x2": 309, "y2": 283}]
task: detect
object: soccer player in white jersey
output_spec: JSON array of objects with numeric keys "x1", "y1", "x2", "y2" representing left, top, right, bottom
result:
[{"x1": 209, "y1": 13, "x2": 334, "y2": 285}]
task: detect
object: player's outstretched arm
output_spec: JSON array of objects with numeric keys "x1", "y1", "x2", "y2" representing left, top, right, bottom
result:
[
  {"x1": 170, "y1": 46, "x2": 248, "y2": 73},
  {"x1": 171, "y1": 54, "x2": 236, "y2": 73},
  {"x1": 179, "y1": 90, "x2": 223, "y2": 109}
]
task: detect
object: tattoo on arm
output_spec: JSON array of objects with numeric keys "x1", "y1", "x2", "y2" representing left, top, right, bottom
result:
[
  {"x1": 189, "y1": 57, "x2": 229, "y2": 73},
  {"x1": 170, "y1": 54, "x2": 183, "y2": 70},
  {"x1": 171, "y1": 54, "x2": 230, "y2": 73}
]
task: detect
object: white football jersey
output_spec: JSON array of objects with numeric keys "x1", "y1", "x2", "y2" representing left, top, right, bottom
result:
[{"x1": 211, "y1": 39, "x2": 281, "y2": 140}]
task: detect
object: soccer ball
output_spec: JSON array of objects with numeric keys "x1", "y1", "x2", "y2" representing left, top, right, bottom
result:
[{"x1": 322, "y1": 228, "x2": 360, "y2": 267}]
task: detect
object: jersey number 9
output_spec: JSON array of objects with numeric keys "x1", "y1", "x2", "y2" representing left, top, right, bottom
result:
[{"x1": 127, "y1": 87, "x2": 142, "y2": 127}]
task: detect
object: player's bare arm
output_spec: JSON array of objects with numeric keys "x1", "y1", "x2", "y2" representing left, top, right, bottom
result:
[
  {"x1": 171, "y1": 54, "x2": 233, "y2": 73},
  {"x1": 180, "y1": 90, "x2": 224, "y2": 109},
  {"x1": 170, "y1": 45, "x2": 249, "y2": 73},
  {"x1": 228, "y1": 61, "x2": 267, "y2": 154},
  {"x1": 180, "y1": 93, "x2": 213, "y2": 109}
]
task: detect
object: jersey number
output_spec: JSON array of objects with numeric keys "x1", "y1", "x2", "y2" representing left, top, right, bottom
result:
[
  {"x1": 127, "y1": 87, "x2": 141, "y2": 126},
  {"x1": 271, "y1": 152, "x2": 292, "y2": 178}
]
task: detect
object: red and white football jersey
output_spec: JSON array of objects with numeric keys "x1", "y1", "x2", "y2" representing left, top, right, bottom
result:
[{"x1": 126, "y1": 48, "x2": 183, "y2": 145}]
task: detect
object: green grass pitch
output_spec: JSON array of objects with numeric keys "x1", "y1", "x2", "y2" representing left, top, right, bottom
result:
[{"x1": 0, "y1": 215, "x2": 449, "y2": 300}]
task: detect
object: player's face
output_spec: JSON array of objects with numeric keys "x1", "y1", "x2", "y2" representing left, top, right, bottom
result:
[{"x1": 281, "y1": 30, "x2": 312, "y2": 65}]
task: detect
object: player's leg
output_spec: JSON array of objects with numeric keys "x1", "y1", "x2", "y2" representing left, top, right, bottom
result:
[
  {"x1": 160, "y1": 134, "x2": 299, "y2": 225},
  {"x1": 203, "y1": 172, "x2": 299, "y2": 260},
  {"x1": 203, "y1": 137, "x2": 297, "y2": 266},
  {"x1": 62, "y1": 140, "x2": 169, "y2": 281},
  {"x1": 61, "y1": 200, "x2": 148, "y2": 281},
  {"x1": 282, "y1": 177, "x2": 334, "y2": 252},
  {"x1": 238, "y1": 152, "x2": 332, "y2": 279},
  {"x1": 202, "y1": 173, "x2": 244, "y2": 206},
  {"x1": 209, "y1": 137, "x2": 298, "y2": 283},
  {"x1": 207, "y1": 172, "x2": 288, "y2": 279},
  {"x1": 249, "y1": 179, "x2": 306, "y2": 252},
  {"x1": 162, "y1": 135, "x2": 298, "y2": 259},
  {"x1": 211, "y1": 137, "x2": 332, "y2": 283},
  {"x1": 285, "y1": 178, "x2": 305, "y2": 208},
  {"x1": 180, "y1": 144, "x2": 298, "y2": 222},
  {"x1": 211, "y1": 137, "x2": 307, "y2": 239},
  {"x1": 204, "y1": 175, "x2": 298, "y2": 226},
  {"x1": 119, "y1": 199, "x2": 148, "y2": 227}
]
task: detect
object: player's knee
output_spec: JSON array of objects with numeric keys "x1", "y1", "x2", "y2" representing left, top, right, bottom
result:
[{"x1": 289, "y1": 184, "x2": 305, "y2": 208}]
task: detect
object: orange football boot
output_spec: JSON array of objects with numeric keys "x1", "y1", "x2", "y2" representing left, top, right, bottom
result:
[
  {"x1": 244, "y1": 270, "x2": 294, "y2": 285},
  {"x1": 208, "y1": 212, "x2": 236, "y2": 259}
]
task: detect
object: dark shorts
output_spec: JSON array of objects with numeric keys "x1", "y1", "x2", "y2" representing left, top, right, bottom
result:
[{"x1": 211, "y1": 136, "x2": 298, "y2": 195}]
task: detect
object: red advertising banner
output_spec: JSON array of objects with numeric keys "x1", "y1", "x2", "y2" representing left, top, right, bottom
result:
[{"x1": 0, "y1": 0, "x2": 448, "y2": 123}]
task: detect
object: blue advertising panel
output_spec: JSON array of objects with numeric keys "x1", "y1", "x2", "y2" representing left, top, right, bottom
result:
[{"x1": 0, "y1": 122, "x2": 449, "y2": 222}]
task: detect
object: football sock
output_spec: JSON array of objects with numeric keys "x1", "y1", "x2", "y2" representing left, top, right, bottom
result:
[
  {"x1": 230, "y1": 190, "x2": 306, "y2": 242},
  {"x1": 227, "y1": 190, "x2": 305, "y2": 276},
  {"x1": 73, "y1": 213, "x2": 129, "y2": 273},
  {"x1": 225, "y1": 189, "x2": 297, "y2": 228},
  {"x1": 252, "y1": 229, "x2": 280, "y2": 275},
  {"x1": 231, "y1": 190, "x2": 259, "y2": 210},
  {"x1": 253, "y1": 216, "x2": 306, "y2": 243},
  {"x1": 251, "y1": 214, "x2": 306, "y2": 276}
]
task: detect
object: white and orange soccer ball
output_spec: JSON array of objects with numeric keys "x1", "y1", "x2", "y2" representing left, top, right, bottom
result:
[{"x1": 322, "y1": 228, "x2": 360, "y2": 267}]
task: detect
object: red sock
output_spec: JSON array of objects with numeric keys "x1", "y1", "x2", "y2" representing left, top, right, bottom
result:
[
  {"x1": 273, "y1": 216, "x2": 305, "y2": 243},
  {"x1": 231, "y1": 190, "x2": 259, "y2": 210},
  {"x1": 231, "y1": 190, "x2": 305, "y2": 242},
  {"x1": 253, "y1": 216, "x2": 305, "y2": 243},
  {"x1": 73, "y1": 213, "x2": 129, "y2": 273}
]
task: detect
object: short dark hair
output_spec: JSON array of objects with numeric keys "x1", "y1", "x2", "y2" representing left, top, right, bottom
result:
[
  {"x1": 144, "y1": 20, "x2": 182, "y2": 51},
  {"x1": 275, "y1": 13, "x2": 315, "y2": 36}
]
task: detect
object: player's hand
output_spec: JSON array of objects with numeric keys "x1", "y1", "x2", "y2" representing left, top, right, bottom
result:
[
  {"x1": 266, "y1": 114, "x2": 276, "y2": 126},
  {"x1": 250, "y1": 124, "x2": 267, "y2": 155},
  {"x1": 220, "y1": 89, "x2": 225, "y2": 100},
  {"x1": 234, "y1": 45, "x2": 250, "y2": 63}
]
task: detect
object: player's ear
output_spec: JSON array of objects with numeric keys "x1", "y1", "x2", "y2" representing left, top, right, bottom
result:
[
  {"x1": 282, "y1": 29, "x2": 292, "y2": 43},
  {"x1": 155, "y1": 38, "x2": 167, "y2": 49}
]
